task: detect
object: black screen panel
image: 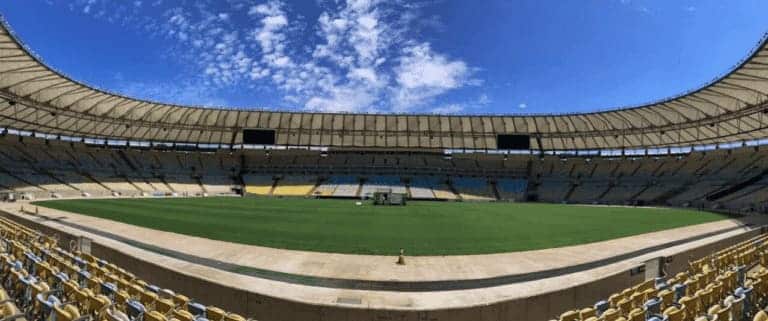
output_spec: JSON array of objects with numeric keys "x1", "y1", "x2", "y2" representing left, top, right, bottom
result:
[
  {"x1": 497, "y1": 134, "x2": 530, "y2": 150},
  {"x1": 243, "y1": 129, "x2": 276, "y2": 145}
]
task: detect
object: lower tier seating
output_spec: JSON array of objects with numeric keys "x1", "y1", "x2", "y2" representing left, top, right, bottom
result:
[
  {"x1": 0, "y1": 216, "x2": 244, "y2": 321},
  {"x1": 552, "y1": 233, "x2": 768, "y2": 321},
  {"x1": 272, "y1": 176, "x2": 317, "y2": 196}
]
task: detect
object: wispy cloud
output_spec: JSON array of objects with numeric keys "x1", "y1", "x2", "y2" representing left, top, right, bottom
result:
[{"x1": 55, "y1": 0, "x2": 480, "y2": 113}]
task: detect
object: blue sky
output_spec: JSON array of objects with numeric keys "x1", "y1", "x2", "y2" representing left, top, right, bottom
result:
[{"x1": 1, "y1": 0, "x2": 766, "y2": 115}]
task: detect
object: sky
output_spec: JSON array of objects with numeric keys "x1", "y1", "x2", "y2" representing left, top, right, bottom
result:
[{"x1": 0, "y1": 0, "x2": 766, "y2": 115}]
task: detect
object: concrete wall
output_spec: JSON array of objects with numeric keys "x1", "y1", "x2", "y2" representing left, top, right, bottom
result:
[{"x1": 1, "y1": 211, "x2": 760, "y2": 321}]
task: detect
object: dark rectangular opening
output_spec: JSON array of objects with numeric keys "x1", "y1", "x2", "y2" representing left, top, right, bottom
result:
[
  {"x1": 497, "y1": 134, "x2": 530, "y2": 150},
  {"x1": 243, "y1": 129, "x2": 276, "y2": 145}
]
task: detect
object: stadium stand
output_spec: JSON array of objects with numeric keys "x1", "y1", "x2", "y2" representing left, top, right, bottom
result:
[
  {"x1": 0, "y1": 216, "x2": 245, "y2": 321},
  {"x1": 496, "y1": 178, "x2": 527, "y2": 201},
  {"x1": 272, "y1": 176, "x2": 317, "y2": 196},
  {"x1": 360, "y1": 176, "x2": 406, "y2": 197},
  {"x1": 198, "y1": 175, "x2": 236, "y2": 195},
  {"x1": 4, "y1": 133, "x2": 768, "y2": 213},
  {"x1": 550, "y1": 233, "x2": 768, "y2": 321},
  {"x1": 409, "y1": 176, "x2": 457, "y2": 200},
  {"x1": 6, "y1": 133, "x2": 768, "y2": 212},
  {"x1": 408, "y1": 176, "x2": 441, "y2": 199},
  {"x1": 242, "y1": 175, "x2": 274, "y2": 195},
  {"x1": 452, "y1": 177, "x2": 495, "y2": 200},
  {"x1": 328, "y1": 176, "x2": 361, "y2": 197}
]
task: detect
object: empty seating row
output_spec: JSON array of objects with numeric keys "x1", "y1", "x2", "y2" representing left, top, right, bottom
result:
[
  {"x1": 552, "y1": 233, "x2": 768, "y2": 321},
  {"x1": 0, "y1": 216, "x2": 246, "y2": 321}
]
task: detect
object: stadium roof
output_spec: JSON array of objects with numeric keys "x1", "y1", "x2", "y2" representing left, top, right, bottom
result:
[{"x1": 1, "y1": 20, "x2": 768, "y2": 150}]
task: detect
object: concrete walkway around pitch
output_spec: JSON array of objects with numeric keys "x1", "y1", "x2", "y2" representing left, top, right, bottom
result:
[
  {"x1": 3, "y1": 202, "x2": 758, "y2": 283},
  {"x1": 3, "y1": 202, "x2": 760, "y2": 282}
]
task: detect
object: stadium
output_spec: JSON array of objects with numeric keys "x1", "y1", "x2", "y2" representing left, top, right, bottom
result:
[{"x1": 0, "y1": 3, "x2": 767, "y2": 321}]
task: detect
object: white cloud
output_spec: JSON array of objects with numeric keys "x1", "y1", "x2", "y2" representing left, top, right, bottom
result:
[
  {"x1": 60, "y1": 0, "x2": 480, "y2": 114},
  {"x1": 518, "y1": 103, "x2": 527, "y2": 109},
  {"x1": 430, "y1": 104, "x2": 463, "y2": 114},
  {"x1": 477, "y1": 94, "x2": 491, "y2": 106},
  {"x1": 391, "y1": 43, "x2": 472, "y2": 111}
]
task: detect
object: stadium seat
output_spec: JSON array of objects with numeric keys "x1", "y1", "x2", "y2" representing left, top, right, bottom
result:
[
  {"x1": 558, "y1": 310, "x2": 579, "y2": 321},
  {"x1": 173, "y1": 309, "x2": 195, "y2": 321},
  {"x1": 663, "y1": 306, "x2": 684, "y2": 321},
  {"x1": 52, "y1": 303, "x2": 81, "y2": 321},
  {"x1": 626, "y1": 308, "x2": 644, "y2": 321},
  {"x1": 155, "y1": 298, "x2": 174, "y2": 315},
  {"x1": 145, "y1": 310, "x2": 168, "y2": 321},
  {"x1": 600, "y1": 308, "x2": 620, "y2": 321},
  {"x1": 223, "y1": 313, "x2": 245, "y2": 321},
  {"x1": 206, "y1": 306, "x2": 226, "y2": 321},
  {"x1": 755, "y1": 310, "x2": 768, "y2": 321}
]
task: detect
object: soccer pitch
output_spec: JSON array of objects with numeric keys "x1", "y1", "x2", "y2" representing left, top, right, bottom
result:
[{"x1": 33, "y1": 197, "x2": 727, "y2": 255}]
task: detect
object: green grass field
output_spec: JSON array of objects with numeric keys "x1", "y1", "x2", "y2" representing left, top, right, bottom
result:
[{"x1": 32, "y1": 197, "x2": 728, "y2": 256}]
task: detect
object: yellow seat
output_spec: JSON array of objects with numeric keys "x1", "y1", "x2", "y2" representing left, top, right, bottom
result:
[
  {"x1": 145, "y1": 311, "x2": 168, "y2": 321},
  {"x1": 713, "y1": 304, "x2": 731, "y2": 321},
  {"x1": 558, "y1": 310, "x2": 579, "y2": 321},
  {"x1": 173, "y1": 294, "x2": 189, "y2": 309},
  {"x1": 206, "y1": 306, "x2": 226, "y2": 321},
  {"x1": 601, "y1": 308, "x2": 620, "y2": 321},
  {"x1": 678, "y1": 296, "x2": 695, "y2": 319},
  {"x1": 53, "y1": 304, "x2": 81, "y2": 321},
  {"x1": 663, "y1": 306, "x2": 684, "y2": 321},
  {"x1": 698, "y1": 288, "x2": 713, "y2": 311},
  {"x1": 73, "y1": 287, "x2": 94, "y2": 311},
  {"x1": 173, "y1": 309, "x2": 194, "y2": 321},
  {"x1": 155, "y1": 298, "x2": 175, "y2": 315},
  {"x1": 139, "y1": 290, "x2": 158, "y2": 310},
  {"x1": 627, "y1": 308, "x2": 644, "y2": 321},
  {"x1": 617, "y1": 298, "x2": 632, "y2": 314},
  {"x1": 641, "y1": 288, "x2": 656, "y2": 302},
  {"x1": 114, "y1": 290, "x2": 130, "y2": 310},
  {"x1": 629, "y1": 292, "x2": 644, "y2": 309},
  {"x1": 223, "y1": 314, "x2": 246, "y2": 321},
  {"x1": 608, "y1": 293, "x2": 622, "y2": 307},
  {"x1": 127, "y1": 284, "x2": 143, "y2": 299},
  {"x1": 658, "y1": 289, "x2": 674, "y2": 309},
  {"x1": 89, "y1": 294, "x2": 111, "y2": 318}
]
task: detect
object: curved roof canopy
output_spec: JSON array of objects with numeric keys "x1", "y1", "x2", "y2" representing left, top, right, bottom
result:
[{"x1": 1, "y1": 21, "x2": 768, "y2": 150}]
